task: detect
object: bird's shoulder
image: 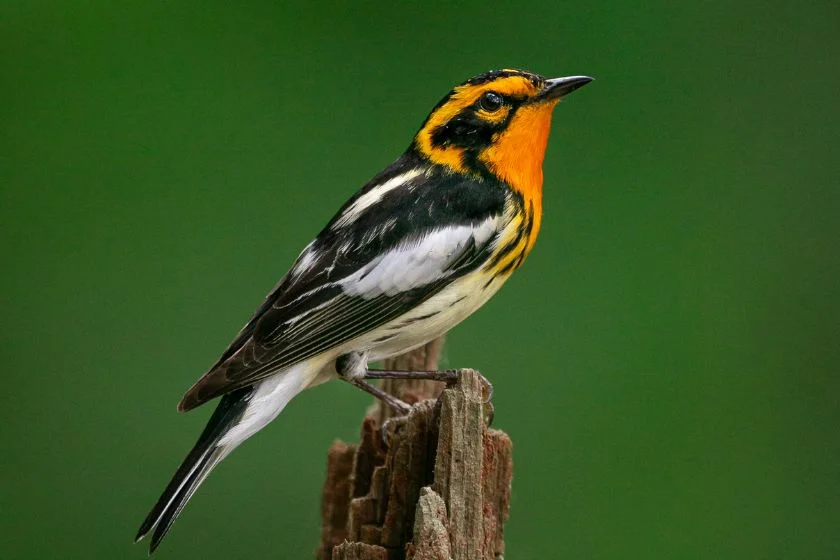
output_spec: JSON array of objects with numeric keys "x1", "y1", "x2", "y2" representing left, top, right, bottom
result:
[{"x1": 282, "y1": 152, "x2": 512, "y2": 297}]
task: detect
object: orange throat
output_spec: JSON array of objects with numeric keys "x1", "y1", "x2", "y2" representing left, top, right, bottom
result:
[{"x1": 481, "y1": 100, "x2": 557, "y2": 251}]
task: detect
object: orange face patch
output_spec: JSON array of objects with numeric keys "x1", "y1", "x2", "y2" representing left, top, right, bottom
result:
[
  {"x1": 479, "y1": 99, "x2": 558, "y2": 251},
  {"x1": 415, "y1": 75, "x2": 541, "y2": 173}
]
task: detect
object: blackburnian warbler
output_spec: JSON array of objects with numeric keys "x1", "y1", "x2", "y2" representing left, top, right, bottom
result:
[{"x1": 135, "y1": 69, "x2": 591, "y2": 552}]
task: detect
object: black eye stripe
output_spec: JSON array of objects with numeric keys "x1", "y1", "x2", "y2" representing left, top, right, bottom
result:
[{"x1": 427, "y1": 92, "x2": 516, "y2": 151}]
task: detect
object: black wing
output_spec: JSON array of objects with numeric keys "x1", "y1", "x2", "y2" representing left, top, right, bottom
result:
[{"x1": 179, "y1": 154, "x2": 510, "y2": 410}]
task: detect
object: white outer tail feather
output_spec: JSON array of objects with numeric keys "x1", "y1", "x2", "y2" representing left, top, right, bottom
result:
[{"x1": 218, "y1": 360, "x2": 319, "y2": 447}]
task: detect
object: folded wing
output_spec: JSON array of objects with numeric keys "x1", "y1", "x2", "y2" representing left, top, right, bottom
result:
[{"x1": 179, "y1": 158, "x2": 510, "y2": 411}]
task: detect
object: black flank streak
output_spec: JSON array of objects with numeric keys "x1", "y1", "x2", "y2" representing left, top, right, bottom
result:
[
  {"x1": 486, "y1": 227, "x2": 524, "y2": 270},
  {"x1": 498, "y1": 256, "x2": 519, "y2": 276},
  {"x1": 524, "y1": 200, "x2": 535, "y2": 237},
  {"x1": 400, "y1": 310, "x2": 440, "y2": 325},
  {"x1": 373, "y1": 334, "x2": 398, "y2": 343}
]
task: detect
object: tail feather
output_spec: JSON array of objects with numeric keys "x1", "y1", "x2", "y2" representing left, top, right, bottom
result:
[
  {"x1": 148, "y1": 447, "x2": 225, "y2": 553},
  {"x1": 136, "y1": 362, "x2": 312, "y2": 553},
  {"x1": 135, "y1": 387, "x2": 252, "y2": 552}
]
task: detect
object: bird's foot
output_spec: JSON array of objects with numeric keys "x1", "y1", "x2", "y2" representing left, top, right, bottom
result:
[{"x1": 345, "y1": 368, "x2": 496, "y2": 446}]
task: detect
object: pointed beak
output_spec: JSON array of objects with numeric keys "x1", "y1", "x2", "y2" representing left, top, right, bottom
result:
[{"x1": 536, "y1": 75, "x2": 594, "y2": 101}]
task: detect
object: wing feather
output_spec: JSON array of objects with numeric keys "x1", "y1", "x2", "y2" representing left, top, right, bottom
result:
[{"x1": 178, "y1": 156, "x2": 511, "y2": 411}]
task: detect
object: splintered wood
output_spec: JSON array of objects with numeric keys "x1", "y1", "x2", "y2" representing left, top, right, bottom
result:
[{"x1": 316, "y1": 345, "x2": 513, "y2": 560}]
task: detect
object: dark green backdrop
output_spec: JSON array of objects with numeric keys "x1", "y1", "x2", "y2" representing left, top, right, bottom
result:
[{"x1": 2, "y1": 2, "x2": 838, "y2": 558}]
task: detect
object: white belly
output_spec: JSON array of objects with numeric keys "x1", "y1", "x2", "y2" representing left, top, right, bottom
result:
[
  {"x1": 303, "y1": 265, "x2": 514, "y2": 389},
  {"x1": 356, "y1": 269, "x2": 508, "y2": 361}
]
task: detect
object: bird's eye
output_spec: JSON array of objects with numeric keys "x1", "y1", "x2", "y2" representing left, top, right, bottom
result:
[{"x1": 479, "y1": 91, "x2": 503, "y2": 112}]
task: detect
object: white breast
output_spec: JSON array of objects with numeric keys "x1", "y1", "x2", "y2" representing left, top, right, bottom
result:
[{"x1": 358, "y1": 267, "x2": 508, "y2": 361}]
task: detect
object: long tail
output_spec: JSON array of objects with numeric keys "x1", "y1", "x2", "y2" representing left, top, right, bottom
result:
[
  {"x1": 135, "y1": 387, "x2": 252, "y2": 553},
  {"x1": 135, "y1": 363, "x2": 311, "y2": 553}
]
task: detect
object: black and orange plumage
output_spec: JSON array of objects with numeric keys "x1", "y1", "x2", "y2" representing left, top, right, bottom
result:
[{"x1": 136, "y1": 69, "x2": 591, "y2": 553}]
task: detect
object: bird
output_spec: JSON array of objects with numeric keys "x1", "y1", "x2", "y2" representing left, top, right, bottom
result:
[{"x1": 135, "y1": 68, "x2": 592, "y2": 553}]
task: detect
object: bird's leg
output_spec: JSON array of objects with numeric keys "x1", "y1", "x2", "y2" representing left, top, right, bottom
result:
[
  {"x1": 347, "y1": 378, "x2": 412, "y2": 415},
  {"x1": 364, "y1": 368, "x2": 494, "y2": 404},
  {"x1": 337, "y1": 353, "x2": 494, "y2": 415},
  {"x1": 368, "y1": 368, "x2": 496, "y2": 428},
  {"x1": 363, "y1": 369, "x2": 460, "y2": 383},
  {"x1": 336, "y1": 351, "x2": 412, "y2": 415}
]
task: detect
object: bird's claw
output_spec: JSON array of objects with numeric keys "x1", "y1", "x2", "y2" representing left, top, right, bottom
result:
[
  {"x1": 475, "y1": 371, "x2": 494, "y2": 405},
  {"x1": 379, "y1": 415, "x2": 404, "y2": 449}
]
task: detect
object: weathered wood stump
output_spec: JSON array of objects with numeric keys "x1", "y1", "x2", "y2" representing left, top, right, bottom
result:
[{"x1": 316, "y1": 340, "x2": 513, "y2": 560}]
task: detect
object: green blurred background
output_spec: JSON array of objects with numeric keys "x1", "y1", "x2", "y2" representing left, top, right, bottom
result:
[{"x1": 2, "y1": 1, "x2": 838, "y2": 558}]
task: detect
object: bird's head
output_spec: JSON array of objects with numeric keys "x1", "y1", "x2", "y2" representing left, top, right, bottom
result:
[{"x1": 412, "y1": 69, "x2": 592, "y2": 194}]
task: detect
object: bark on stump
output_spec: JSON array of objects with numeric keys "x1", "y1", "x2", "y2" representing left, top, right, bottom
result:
[{"x1": 316, "y1": 339, "x2": 513, "y2": 560}]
